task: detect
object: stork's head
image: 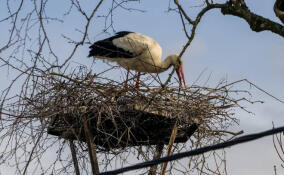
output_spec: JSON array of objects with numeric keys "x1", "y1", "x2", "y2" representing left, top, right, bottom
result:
[{"x1": 169, "y1": 54, "x2": 186, "y2": 88}]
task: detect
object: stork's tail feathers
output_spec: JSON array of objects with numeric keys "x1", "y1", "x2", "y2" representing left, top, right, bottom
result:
[
  {"x1": 88, "y1": 47, "x2": 98, "y2": 57},
  {"x1": 88, "y1": 31, "x2": 134, "y2": 58}
]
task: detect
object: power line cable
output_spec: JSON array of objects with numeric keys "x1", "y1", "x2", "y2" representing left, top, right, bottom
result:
[{"x1": 96, "y1": 126, "x2": 284, "y2": 175}]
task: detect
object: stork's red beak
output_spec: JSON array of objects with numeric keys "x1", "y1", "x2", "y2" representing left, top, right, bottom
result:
[{"x1": 176, "y1": 66, "x2": 186, "y2": 88}]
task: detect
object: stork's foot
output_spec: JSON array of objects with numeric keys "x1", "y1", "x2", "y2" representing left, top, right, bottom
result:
[
  {"x1": 135, "y1": 82, "x2": 139, "y2": 89},
  {"x1": 124, "y1": 82, "x2": 128, "y2": 90}
]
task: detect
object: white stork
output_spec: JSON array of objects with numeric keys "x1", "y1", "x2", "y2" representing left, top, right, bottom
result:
[{"x1": 88, "y1": 31, "x2": 186, "y2": 88}]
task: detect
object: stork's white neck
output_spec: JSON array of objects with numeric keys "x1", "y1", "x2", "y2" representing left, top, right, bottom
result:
[{"x1": 154, "y1": 54, "x2": 179, "y2": 73}]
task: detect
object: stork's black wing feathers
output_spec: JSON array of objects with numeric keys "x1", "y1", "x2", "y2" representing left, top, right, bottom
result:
[{"x1": 88, "y1": 31, "x2": 135, "y2": 58}]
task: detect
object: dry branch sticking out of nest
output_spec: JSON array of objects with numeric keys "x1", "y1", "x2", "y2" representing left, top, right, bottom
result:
[{"x1": 14, "y1": 69, "x2": 256, "y2": 151}]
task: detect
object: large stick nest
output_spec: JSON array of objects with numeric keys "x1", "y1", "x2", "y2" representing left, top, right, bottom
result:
[{"x1": 19, "y1": 68, "x2": 249, "y2": 151}]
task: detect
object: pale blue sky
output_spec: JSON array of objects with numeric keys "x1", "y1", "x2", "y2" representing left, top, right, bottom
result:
[{"x1": 0, "y1": 0, "x2": 284, "y2": 174}]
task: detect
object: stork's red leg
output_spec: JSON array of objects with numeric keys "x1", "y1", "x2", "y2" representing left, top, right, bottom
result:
[
  {"x1": 124, "y1": 69, "x2": 129, "y2": 89},
  {"x1": 135, "y1": 72, "x2": 141, "y2": 88}
]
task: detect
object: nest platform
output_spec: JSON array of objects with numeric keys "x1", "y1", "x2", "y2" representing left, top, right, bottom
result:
[{"x1": 47, "y1": 102, "x2": 198, "y2": 149}]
